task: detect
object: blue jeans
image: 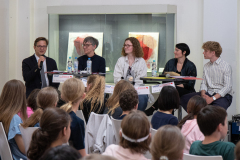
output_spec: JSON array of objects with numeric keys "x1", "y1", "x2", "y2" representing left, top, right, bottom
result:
[{"x1": 137, "y1": 94, "x2": 149, "y2": 111}]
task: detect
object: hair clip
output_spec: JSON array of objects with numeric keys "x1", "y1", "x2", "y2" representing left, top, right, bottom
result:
[
  {"x1": 120, "y1": 129, "x2": 149, "y2": 143},
  {"x1": 160, "y1": 156, "x2": 168, "y2": 160}
]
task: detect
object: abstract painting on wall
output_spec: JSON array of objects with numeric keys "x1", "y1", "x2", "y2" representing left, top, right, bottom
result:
[
  {"x1": 67, "y1": 32, "x2": 103, "y2": 70},
  {"x1": 129, "y1": 32, "x2": 159, "y2": 72}
]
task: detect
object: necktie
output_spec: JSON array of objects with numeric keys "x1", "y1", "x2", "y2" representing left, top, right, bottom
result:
[{"x1": 40, "y1": 63, "x2": 47, "y2": 88}]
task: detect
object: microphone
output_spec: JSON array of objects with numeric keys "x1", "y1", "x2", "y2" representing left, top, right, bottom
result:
[
  {"x1": 40, "y1": 61, "x2": 43, "y2": 70},
  {"x1": 165, "y1": 73, "x2": 171, "y2": 78}
]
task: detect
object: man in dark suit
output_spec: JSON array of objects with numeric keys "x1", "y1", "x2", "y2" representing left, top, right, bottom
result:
[{"x1": 22, "y1": 37, "x2": 60, "y2": 97}]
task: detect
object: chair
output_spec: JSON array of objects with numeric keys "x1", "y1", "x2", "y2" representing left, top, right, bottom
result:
[
  {"x1": 110, "y1": 117, "x2": 122, "y2": 144},
  {"x1": 183, "y1": 153, "x2": 223, "y2": 160},
  {"x1": 144, "y1": 128, "x2": 158, "y2": 159},
  {"x1": 0, "y1": 122, "x2": 13, "y2": 160},
  {"x1": 19, "y1": 125, "x2": 39, "y2": 154},
  {"x1": 76, "y1": 110, "x2": 87, "y2": 128}
]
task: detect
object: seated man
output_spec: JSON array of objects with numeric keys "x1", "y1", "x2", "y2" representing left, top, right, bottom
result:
[
  {"x1": 77, "y1": 36, "x2": 106, "y2": 74},
  {"x1": 189, "y1": 105, "x2": 235, "y2": 160},
  {"x1": 114, "y1": 88, "x2": 138, "y2": 120},
  {"x1": 181, "y1": 41, "x2": 233, "y2": 110}
]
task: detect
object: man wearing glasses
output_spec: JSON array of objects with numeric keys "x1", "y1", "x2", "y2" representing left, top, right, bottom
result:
[
  {"x1": 77, "y1": 36, "x2": 106, "y2": 75},
  {"x1": 22, "y1": 37, "x2": 59, "y2": 97}
]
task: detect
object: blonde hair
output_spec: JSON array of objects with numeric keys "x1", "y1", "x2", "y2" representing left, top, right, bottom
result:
[
  {"x1": 0, "y1": 80, "x2": 27, "y2": 135},
  {"x1": 80, "y1": 75, "x2": 105, "y2": 114},
  {"x1": 151, "y1": 125, "x2": 185, "y2": 160},
  {"x1": 202, "y1": 41, "x2": 222, "y2": 57},
  {"x1": 106, "y1": 80, "x2": 134, "y2": 115},
  {"x1": 22, "y1": 87, "x2": 58, "y2": 127},
  {"x1": 61, "y1": 78, "x2": 85, "y2": 113}
]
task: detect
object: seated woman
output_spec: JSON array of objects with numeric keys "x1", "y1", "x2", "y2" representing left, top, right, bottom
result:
[
  {"x1": 27, "y1": 108, "x2": 71, "y2": 160},
  {"x1": 151, "y1": 86, "x2": 179, "y2": 130},
  {"x1": 178, "y1": 95, "x2": 207, "y2": 153},
  {"x1": 0, "y1": 80, "x2": 27, "y2": 160},
  {"x1": 104, "y1": 80, "x2": 135, "y2": 119},
  {"x1": 113, "y1": 37, "x2": 148, "y2": 111},
  {"x1": 145, "y1": 43, "x2": 197, "y2": 115},
  {"x1": 22, "y1": 87, "x2": 59, "y2": 127},
  {"x1": 80, "y1": 75, "x2": 105, "y2": 122}
]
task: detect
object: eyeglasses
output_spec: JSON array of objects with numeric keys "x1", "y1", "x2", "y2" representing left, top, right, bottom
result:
[
  {"x1": 36, "y1": 45, "x2": 47, "y2": 49},
  {"x1": 123, "y1": 44, "x2": 133, "y2": 48},
  {"x1": 82, "y1": 44, "x2": 92, "y2": 47}
]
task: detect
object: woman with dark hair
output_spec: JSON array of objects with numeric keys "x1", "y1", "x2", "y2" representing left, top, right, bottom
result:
[
  {"x1": 151, "y1": 86, "x2": 179, "y2": 130},
  {"x1": 113, "y1": 37, "x2": 148, "y2": 111},
  {"x1": 145, "y1": 43, "x2": 197, "y2": 115}
]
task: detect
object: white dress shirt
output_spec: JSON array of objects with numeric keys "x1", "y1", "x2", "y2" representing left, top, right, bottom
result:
[
  {"x1": 200, "y1": 57, "x2": 233, "y2": 97},
  {"x1": 113, "y1": 56, "x2": 147, "y2": 85},
  {"x1": 35, "y1": 54, "x2": 49, "y2": 87}
]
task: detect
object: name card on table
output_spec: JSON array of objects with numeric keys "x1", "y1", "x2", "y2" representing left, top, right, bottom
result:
[
  {"x1": 81, "y1": 78, "x2": 87, "y2": 87},
  {"x1": 52, "y1": 74, "x2": 73, "y2": 83},
  {"x1": 105, "y1": 85, "x2": 115, "y2": 94},
  {"x1": 134, "y1": 86, "x2": 150, "y2": 95},
  {"x1": 152, "y1": 82, "x2": 175, "y2": 93}
]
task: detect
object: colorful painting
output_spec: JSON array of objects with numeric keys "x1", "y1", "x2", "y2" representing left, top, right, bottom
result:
[
  {"x1": 66, "y1": 32, "x2": 103, "y2": 70},
  {"x1": 129, "y1": 32, "x2": 159, "y2": 72}
]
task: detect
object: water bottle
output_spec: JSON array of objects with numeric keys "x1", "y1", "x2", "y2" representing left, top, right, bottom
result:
[
  {"x1": 87, "y1": 58, "x2": 92, "y2": 74},
  {"x1": 67, "y1": 57, "x2": 72, "y2": 73},
  {"x1": 74, "y1": 57, "x2": 78, "y2": 74},
  {"x1": 152, "y1": 60, "x2": 157, "y2": 77}
]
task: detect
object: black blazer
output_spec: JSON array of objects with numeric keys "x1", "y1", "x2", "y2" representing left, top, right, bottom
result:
[{"x1": 22, "y1": 54, "x2": 60, "y2": 97}]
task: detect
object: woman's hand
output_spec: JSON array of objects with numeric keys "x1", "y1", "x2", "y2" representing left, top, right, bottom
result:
[{"x1": 177, "y1": 84, "x2": 184, "y2": 88}]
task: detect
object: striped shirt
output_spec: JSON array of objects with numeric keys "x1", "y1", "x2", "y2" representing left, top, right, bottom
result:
[{"x1": 200, "y1": 57, "x2": 233, "y2": 97}]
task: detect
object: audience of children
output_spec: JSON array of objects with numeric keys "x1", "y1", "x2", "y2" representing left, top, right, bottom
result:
[
  {"x1": 22, "y1": 87, "x2": 59, "y2": 127},
  {"x1": 151, "y1": 125, "x2": 185, "y2": 160},
  {"x1": 189, "y1": 105, "x2": 235, "y2": 160},
  {"x1": 103, "y1": 110, "x2": 151, "y2": 160},
  {"x1": 80, "y1": 75, "x2": 106, "y2": 122},
  {"x1": 151, "y1": 86, "x2": 179, "y2": 130},
  {"x1": 178, "y1": 95, "x2": 207, "y2": 153},
  {"x1": 60, "y1": 78, "x2": 87, "y2": 157},
  {"x1": 116, "y1": 88, "x2": 138, "y2": 120},
  {"x1": 0, "y1": 79, "x2": 27, "y2": 160},
  {"x1": 104, "y1": 80, "x2": 135, "y2": 118},
  {"x1": 27, "y1": 108, "x2": 71, "y2": 160},
  {"x1": 39, "y1": 145, "x2": 81, "y2": 160},
  {"x1": 18, "y1": 88, "x2": 40, "y2": 119}
]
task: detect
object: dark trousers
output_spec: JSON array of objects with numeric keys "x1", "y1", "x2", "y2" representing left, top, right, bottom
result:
[{"x1": 180, "y1": 92, "x2": 232, "y2": 111}]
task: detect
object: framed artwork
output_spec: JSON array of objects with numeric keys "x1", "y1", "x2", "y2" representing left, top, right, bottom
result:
[
  {"x1": 129, "y1": 32, "x2": 159, "y2": 72},
  {"x1": 66, "y1": 32, "x2": 103, "y2": 70}
]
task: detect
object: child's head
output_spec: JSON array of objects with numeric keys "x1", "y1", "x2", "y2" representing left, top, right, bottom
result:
[
  {"x1": 197, "y1": 105, "x2": 228, "y2": 138},
  {"x1": 81, "y1": 75, "x2": 105, "y2": 113},
  {"x1": 61, "y1": 78, "x2": 85, "y2": 113},
  {"x1": 28, "y1": 108, "x2": 71, "y2": 160},
  {"x1": 106, "y1": 80, "x2": 134, "y2": 115},
  {"x1": 151, "y1": 125, "x2": 185, "y2": 160},
  {"x1": 158, "y1": 86, "x2": 179, "y2": 111},
  {"x1": 39, "y1": 145, "x2": 81, "y2": 160},
  {"x1": 235, "y1": 141, "x2": 240, "y2": 160},
  {"x1": 120, "y1": 110, "x2": 151, "y2": 154},
  {"x1": 80, "y1": 154, "x2": 118, "y2": 160},
  {"x1": 37, "y1": 87, "x2": 59, "y2": 109},
  {"x1": 119, "y1": 88, "x2": 138, "y2": 112},
  {"x1": 0, "y1": 79, "x2": 27, "y2": 134},
  {"x1": 27, "y1": 89, "x2": 40, "y2": 111}
]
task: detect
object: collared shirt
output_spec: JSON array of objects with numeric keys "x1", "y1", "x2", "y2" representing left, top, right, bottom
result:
[
  {"x1": 35, "y1": 54, "x2": 49, "y2": 87},
  {"x1": 200, "y1": 57, "x2": 233, "y2": 97},
  {"x1": 113, "y1": 56, "x2": 147, "y2": 85}
]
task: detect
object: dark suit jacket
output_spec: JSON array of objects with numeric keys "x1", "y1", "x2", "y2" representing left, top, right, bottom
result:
[{"x1": 22, "y1": 54, "x2": 60, "y2": 97}]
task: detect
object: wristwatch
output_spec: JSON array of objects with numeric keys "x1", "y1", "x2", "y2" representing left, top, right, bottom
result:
[{"x1": 212, "y1": 96, "x2": 216, "y2": 101}]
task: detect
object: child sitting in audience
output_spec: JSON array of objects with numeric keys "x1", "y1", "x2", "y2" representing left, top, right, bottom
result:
[
  {"x1": 151, "y1": 86, "x2": 179, "y2": 130},
  {"x1": 103, "y1": 110, "x2": 151, "y2": 160},
  {"x1": 104, "y1": 80, "x2": 134, "y2": 118},
  {"x1": 151, "y1": 125, "x2": 185, "y2": 160},
  {"x1": 178, "y1": 95, "x2": 207, "y2": 153},
  {"x1": 189, "y1": 105, "x2": 235, "y2": 160},
  {"x1": 0, "y1": 80, "x2": 27, "y2": 160},
  {"x1": 235, "y1": 141, "x2": 240, "y2": 160},
  {"x1": 60, "y1": 78, "x2": 87, "y2": 157},
  {"x1": 116, "y1": 88, "x2": 138, "y2": 120},
  {"x1": 18, "y1": 89, "x2": 40, "y2": 119},
  {"x1": 27, "y1": 108, "x2": 71, "y2": 160},
  {"x1": 80, "y1": 75, "x2": 105, "y2": 122},
  {"x1": 22, "y1": 87, "x2": 58, "y2": 127}
]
